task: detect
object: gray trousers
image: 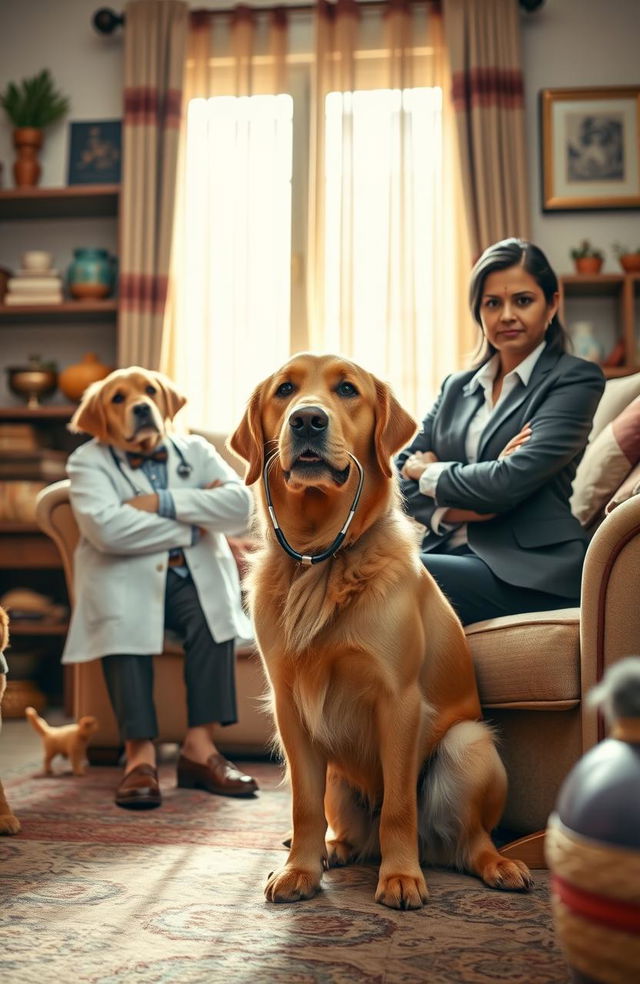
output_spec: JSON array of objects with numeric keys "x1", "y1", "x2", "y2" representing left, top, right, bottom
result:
[
  {"x1": 421, "y1": 544, "x2": 579, "y2": 627},
  {"x1": 102, "y1": 570, "x2": 238, "y2": 741}
]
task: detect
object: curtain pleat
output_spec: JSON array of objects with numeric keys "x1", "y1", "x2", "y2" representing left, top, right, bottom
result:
[
  {"x1": 442, "y1": 0, "x2": 530, "y2": 258},
  {"x1": 119, "y1": 0, "x2": 188, "y2": 369}
]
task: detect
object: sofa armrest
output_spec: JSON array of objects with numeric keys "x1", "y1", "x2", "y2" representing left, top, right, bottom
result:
[{"x1": 580, "y1": 493, "x2": 640, "y2": 751}]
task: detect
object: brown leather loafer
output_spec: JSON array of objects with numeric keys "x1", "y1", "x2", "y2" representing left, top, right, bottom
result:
[
  {"x1": 177, "y1": 752, "x2": 258, "y2": 797},
  {"x1": 115, "y1": 763, "x2": 162, "y2": 810}
]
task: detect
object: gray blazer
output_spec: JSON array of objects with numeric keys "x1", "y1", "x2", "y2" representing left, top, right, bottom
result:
[{"x1": 395, "y1": 347, "x2": 605, "y2": 598}]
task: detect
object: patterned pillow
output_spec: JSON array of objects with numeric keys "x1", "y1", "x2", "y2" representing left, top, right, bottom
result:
[{"x1": 571, "y1": 396, "x2": 640, "y2": 528}]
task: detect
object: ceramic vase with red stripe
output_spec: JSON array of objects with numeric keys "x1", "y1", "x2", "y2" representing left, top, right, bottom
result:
[{"x1": 545, "y1": 657, "x2": 640, "y2": 984}]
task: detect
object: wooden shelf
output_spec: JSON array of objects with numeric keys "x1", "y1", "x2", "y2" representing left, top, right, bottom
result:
[
  {"x1": 0, "y1": 405, "x2": 75, "y2": 421},
  {"x1": 8, "y1": 618, "x2": 68, "y2": 636},
  {"x1": 0, "y1": 299, "x2": 118, "y2": 323},
  {"x1": 0, "y1": 184, "x2": 119, "y2": 220},
  {"x1": 561, "y1": 273, "x2": 625, "y2": 296}
]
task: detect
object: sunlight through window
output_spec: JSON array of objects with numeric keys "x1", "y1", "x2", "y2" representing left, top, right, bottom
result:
[{"x1": 181, "y1": 94, "x2": 293, "y2": 431}]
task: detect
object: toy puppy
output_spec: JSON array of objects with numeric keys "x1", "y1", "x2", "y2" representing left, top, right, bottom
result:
[
  {"x1": 0, "y1": 605, "x2": 20, "y2": 834},
  {"x1": 25, "y1": 706, "x2": 99, "y2": 777}
]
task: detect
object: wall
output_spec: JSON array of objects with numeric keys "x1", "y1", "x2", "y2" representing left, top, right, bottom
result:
[{"x1": 521, "y1": 0, "x2": 640, "y2": 275}]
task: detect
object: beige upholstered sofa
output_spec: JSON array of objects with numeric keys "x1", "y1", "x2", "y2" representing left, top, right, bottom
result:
[{"x1": 36, "y1": 373, "x2": 640, "y2": 863}]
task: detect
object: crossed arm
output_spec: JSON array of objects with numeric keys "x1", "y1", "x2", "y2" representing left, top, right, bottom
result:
[{"x1": 399, "y1": 425, "x2": 532, "y2": 524}]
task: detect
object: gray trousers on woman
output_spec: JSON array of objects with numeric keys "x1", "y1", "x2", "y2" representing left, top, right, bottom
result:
[
  {"x1": 421, "y1": 544, "x2": 579, "y2": 627},
  {"x1": 101, "y1": 569, "x2": 238, "y2": 741}
]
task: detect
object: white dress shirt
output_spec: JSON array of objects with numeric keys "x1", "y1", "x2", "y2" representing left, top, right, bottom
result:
[{"x1": 418, "y1": 340, "x2": 547, "y2": 547}]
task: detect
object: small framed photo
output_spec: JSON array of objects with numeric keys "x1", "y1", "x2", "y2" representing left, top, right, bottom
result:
[
  {"x1": 67, "y1": 120, "x2": 122, "y2": 185},
  {"x1": 540, "y1": 87, "x2": 640, "y2": 211}
]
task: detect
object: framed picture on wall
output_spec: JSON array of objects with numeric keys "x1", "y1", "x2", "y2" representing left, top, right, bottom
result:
[
  {"x1": 67, "y1": 120, "x2": 122, "y2": 185},
  {"x1": 540, "y1": 87, "x2": 640, "y2": 211}
]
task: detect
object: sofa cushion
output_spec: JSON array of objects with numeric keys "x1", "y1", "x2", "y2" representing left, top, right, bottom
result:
[
  {"x1": 465, "y1": 608, "x2": 580, "y2": 708},
  {"x1": 606, "y1": 460, "x2": 640, "y2": 514},
  {"x1": 571, "y1": 396, "x2": 640, "y2": 528},
  {"x1": 588, "y1": 371, "x2": 640, "y2": 441}
]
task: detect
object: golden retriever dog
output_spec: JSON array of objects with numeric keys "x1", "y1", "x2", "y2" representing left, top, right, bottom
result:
[
  {"x1": 25, "y1": 706, "x2": 99, "y2": 777},
  {"x1": 0, "y1": 605, "x2": 21, "y2": 835},
  {"x1": 69, "y1": 366, "x2": 186, "y2": 453},
  {"x1": 230, "y1": 353, "x2": 532, "y2": 909}
]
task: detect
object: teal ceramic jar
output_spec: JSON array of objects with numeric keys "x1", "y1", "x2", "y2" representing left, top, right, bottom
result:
[{"x1": 68, "y1": 248, "x2": 116, "y2": 300}]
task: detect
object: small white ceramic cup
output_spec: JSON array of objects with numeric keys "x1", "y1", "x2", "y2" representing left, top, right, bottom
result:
[{"x1": 22, "y1": 250, "x2": 53, "y2": 272}]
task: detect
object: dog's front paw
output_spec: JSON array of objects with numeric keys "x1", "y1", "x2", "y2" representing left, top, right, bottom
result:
[
  {"x1": 482, "y1": 857, "x2": 534, "y2": 892},
  {"x1": 375, "y1": 871, "x2": 429, "y2": 910},
  {"x1": 265, "y1": 865, "x2": 321, "y2": 903},
  {"x1": 0, "y1": 813, "x2": 21, "y2": 835},
  {"x1": 325, "y1": 838, "x2": 357, "y2": 868}
]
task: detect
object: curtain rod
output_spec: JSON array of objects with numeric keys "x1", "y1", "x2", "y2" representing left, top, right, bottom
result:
[{"x1": 92, "y1": 0, "x2": 544, "y2": 34}]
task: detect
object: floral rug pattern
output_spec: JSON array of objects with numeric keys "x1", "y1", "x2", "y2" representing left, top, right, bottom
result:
[{"x1": 1, "y1": 760, "x2": 569, "y2": 983}]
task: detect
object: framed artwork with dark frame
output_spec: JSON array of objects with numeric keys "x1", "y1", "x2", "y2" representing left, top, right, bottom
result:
[
  {"x1": 67, "y1": 119, "x2": 122, "y2": 185},
  {"x1": 540, "y1": 87, "x2": 640, "y2": 211}
]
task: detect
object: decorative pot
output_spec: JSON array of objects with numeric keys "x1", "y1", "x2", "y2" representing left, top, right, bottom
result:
[
  {"x1": 58, "y1": 352, "x2": 111, "y2": 402},
  {"x1": 67, "y1": 248, "x2": 116, "y2": 300},
  {"x1": 545, "y1": 658, "x2": 640, "y2": 984},
  {"x1": 575, "y1": 256, "x2": 603, "y2": 275},
  {"x1": 619, "y1": 253, "x2": 640, "y2": 274},
  {"x1": 13, "y1": 127, "x2": 43, "y2": 187},
  {"x1": 7, "y1": 356, "x2": 58, "y2": 408}
]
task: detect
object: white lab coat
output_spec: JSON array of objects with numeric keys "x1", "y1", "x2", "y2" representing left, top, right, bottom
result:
[{"x1": 62, "y1": 433, "x2": 253, "y2": 664}]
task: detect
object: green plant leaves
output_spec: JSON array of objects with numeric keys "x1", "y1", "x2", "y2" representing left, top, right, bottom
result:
[{"x1": 0, "y1": 69, "x2": 70, "y2": 128}]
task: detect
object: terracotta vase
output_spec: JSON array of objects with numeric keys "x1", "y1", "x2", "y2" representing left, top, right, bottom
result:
[
  {"x1": 619, "y1": 253, "x2": 640, "y2": 274},
  {"x1": 575, "y1": 256, "x2": 603, "y2": 275},
  {"x1": 58, "y1": 352, "x2": 111, "y2": 402},
  {"x1": 13, "y1": 127, "x2": 43, "y2": 187}
]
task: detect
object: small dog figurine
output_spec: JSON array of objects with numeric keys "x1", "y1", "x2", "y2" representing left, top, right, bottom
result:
[
  {"x1": 0, "y1": 605, "x2": 20, "y2": 834},
  {"x1": 25, "y1": 706, "x2": 99, "y2": 777}
]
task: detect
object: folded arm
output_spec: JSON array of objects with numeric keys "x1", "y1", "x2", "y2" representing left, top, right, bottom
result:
[{"x1": 68, "y1": 456, "x2": 193, "y2": 555}]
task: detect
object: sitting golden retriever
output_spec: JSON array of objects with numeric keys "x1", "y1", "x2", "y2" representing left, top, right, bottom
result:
[
  {"x1": 230, "y1": 353, "x2": 532, "y2": 909},
  {"x1": 0, "y1": 605, "x2": 20, "y2": 835}
]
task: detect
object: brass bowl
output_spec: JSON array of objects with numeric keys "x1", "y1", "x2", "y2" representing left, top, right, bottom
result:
[{"x1": 7, "y1": 366, "x2": 58, "y2": 409}]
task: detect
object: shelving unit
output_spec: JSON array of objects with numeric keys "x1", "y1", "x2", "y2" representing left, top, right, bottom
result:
[
  {"x1": 559, "y1": 272, "x2": 640, "y2": 378},
  {"x1": 0, "y1": 184, "x2": 120, "y2": 710}
]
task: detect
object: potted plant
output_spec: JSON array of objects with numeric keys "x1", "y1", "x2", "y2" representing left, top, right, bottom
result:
[
  {"x1": 570, "y1": 239, "x2": 604, "y2": 275},
  {"x1": 0, "y1": 69, "x2": 70, "y2": 187},
  {"x1": 612, "y1": 243, "x2": 640, "y2": 274}
]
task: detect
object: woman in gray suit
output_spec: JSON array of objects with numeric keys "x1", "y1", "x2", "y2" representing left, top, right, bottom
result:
[{"x1": 396, "y1": 238, "x2": 605, "y2": 626}]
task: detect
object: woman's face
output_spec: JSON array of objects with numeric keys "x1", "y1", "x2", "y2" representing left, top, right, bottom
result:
[{"x1": 479, "y1": 264, "x2": 558, "y2": 371}]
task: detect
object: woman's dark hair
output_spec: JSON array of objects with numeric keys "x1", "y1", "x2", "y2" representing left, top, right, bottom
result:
[{"x1": 469, "y1": 237, "x2": 569, "y2": 367}]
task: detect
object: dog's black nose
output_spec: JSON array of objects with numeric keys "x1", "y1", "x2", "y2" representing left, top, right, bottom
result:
[
  {"x1": 133, "y1": 403, "x2": 152, "y2": 419},
  {"x1": 289, "y1": 406, "x2": 328, "y2": 437}
]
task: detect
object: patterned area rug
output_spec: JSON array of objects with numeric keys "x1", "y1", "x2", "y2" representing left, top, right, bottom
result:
[{"x1": 1, "y1": 759, "x2": 569, "y2": 984}]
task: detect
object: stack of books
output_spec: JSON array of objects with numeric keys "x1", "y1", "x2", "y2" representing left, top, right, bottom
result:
[{"x1": 4, "y1": 266, "x2": 64, "y2": 305}]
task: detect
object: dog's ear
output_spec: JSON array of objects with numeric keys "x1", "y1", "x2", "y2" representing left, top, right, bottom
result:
[
  {"x1": 152, "y1": 371, "x2": 187, "y2": 421},
  {"x1": 373, "y1": 379, "x2": 417, "y2": 477},
  {"x1": 69, "y1": 379, "x2": 110, "y2": 440},
  {"x1": 228, "y1": 386, "x2": 264, "y2": 485}
]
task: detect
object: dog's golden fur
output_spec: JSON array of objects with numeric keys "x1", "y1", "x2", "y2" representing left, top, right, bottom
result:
[
  {"x1": 69, "y1": 366, "x2": 186, "y2": 451},
  {"x1": 25, "y1": 707, "x2": 99, "y2": 777},
  {"x1": 0, "y1": 605, "x2": 20, "y2": 834},
  {"x1": 230, "y1": 353, "x2": 531, "y2": 909}
]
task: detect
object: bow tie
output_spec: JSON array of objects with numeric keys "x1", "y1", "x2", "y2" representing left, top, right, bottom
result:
[{"x1": 126, "y1": 447, "x2": 168, "y2": 469}]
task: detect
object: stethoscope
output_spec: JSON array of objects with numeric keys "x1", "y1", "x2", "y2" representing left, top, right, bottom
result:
[{"x1": 109, "y1": 436, "x2": 193, "y2": 496}]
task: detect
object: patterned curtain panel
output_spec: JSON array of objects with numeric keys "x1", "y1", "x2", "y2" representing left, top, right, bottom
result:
[
  {"x1": 442, "y1": 0, "x2": 530, "y2": 258},
  {"x1": 119, "y1": 0, "x2": 188, "y2": 369}
]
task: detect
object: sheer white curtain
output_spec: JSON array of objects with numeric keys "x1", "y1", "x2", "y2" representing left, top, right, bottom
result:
[
  {"x1": 164, "y1": 8, "x2": 294, "y2": 432},
  {"x1": 307, "y1": 0, "x2": 472, "y2": 417}
]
